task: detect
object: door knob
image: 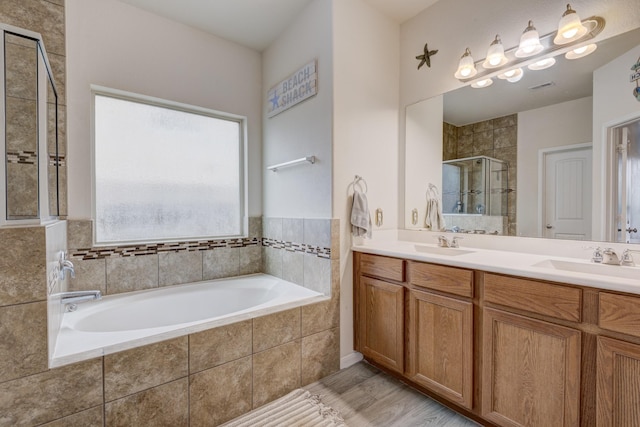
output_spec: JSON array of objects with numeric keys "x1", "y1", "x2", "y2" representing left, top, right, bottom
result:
[{"x1": 546, "y1": 224, "x2": 553, "y2": 229}]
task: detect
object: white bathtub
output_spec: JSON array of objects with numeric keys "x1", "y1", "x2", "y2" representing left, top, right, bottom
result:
[{"x1": 51, "y1": 274, "x2": 326, "y2": 367}]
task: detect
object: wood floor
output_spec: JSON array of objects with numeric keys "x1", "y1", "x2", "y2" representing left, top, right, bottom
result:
[{"x1": 305, "y1": 362, "x2": 479, "y2": 427}]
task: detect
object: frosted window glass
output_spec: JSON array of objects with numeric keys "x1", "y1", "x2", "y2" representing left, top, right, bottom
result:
[{"x1": 94, "y1": 94, "x2": 242, "y2": 244}]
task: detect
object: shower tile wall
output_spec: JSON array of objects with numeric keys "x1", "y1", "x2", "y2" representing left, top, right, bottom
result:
[
  {"x1": 443, "y1": 114, "x2": 518, "y2": 235},
  {"x1": 0, "y1": 0, "x2": 68, "y2": 216}
]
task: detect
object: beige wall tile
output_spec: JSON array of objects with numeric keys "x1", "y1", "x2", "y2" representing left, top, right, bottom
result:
[
  {"x1": 494, "y1": 126, "x2": 517, "y2": 149},
  {"x1": 239, "y1": 245, "x2": 261, "y2": 275},
  {"x1": 106, "y1": 255, "x2": 158, "y2": 294},
  {"x1": 6, "y1": 162, "x2": 39, "y2": 218},
  {"x1": 203, "y1": 247, "x2": 239, "y2": 280},
  {"x1": 301, "y1": 296, "x2": 339, "y2": 337},
  {"x1": 0, "y1": 0, "x2": 66, "y2": 56},
  {"x1": 189, "y1": 319, "x2": 252, "y2": 373},
  {"x1": 0, "y1": 301, "x2": 48, "y2": 383},
  {"x1": 248, "y1": 216, "x2": 262, "y2": 238},
  {"x1": 41, "y1": 405, "x2": 103, "y2": 427},
  {"x1": 158, "y1": 251, "x2": 202, "y2": 287},
  {"x1": 104, "y1": 337, "x2": 188, "y2": 402},
  {"x1": 303, "y1": 254, "x2": 331, "y2": 295},
  {"x1": 4, "y1": 41, "x2": 37, "y2": 100},
  {"x1": 493, "y1": 113, "x2": 517, "y2": 129},
  {"x1": 67, "y1": 220, "x2": 93, "y2": 249},
  {"x1": 263, "y1": 246, "x2": 282, "y2": 278},
  {"x1": 68, "y1": 258, "x2": 106, "y2": 293},
  {"x1": 301, "y1": 327, "x2": 340, "y2": 386},
  {"x1": 6, "y1": 96, "x2": 37, "y2": 152},
  {"x1": 282, "y1": 250, "x2": 303, "y2": 285},
  {"x1": 282, "y1": 218, "x2": 303, "y2": 243},
  {"x1": 189, "y1": 356, "x2": 252, "y2": 426},
  {"x1": 0, "y1": 359, "x2": 103, "y2": 426},
  {"x1": 253, "y1": 308, "x2": 300, "y2": 353},
  {"x1": 303, "y1": 218, "x2": 331, "y2": 248},
  {"x1": 0, "y1": 226, "x2": 46, "y2": 306},
  {"x1": 263, "y1": 217, "x2": 283, "y2": 240},
  {"x1": 252, "y1": 340, "x2": 301, "y2": 408},
  {"x1": 105, "y1": 378, "x2": 188, "y2": 427},
  {"x1": 48, "y1": 52, "x2": 66, "y2": 105},
  {"x1": 330, "y1": 218, "x2": 340, "y2": 259}
]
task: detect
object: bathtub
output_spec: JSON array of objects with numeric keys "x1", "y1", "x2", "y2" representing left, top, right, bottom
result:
[{"x1": 51, "y1": 274, "x2": 326, "y2": 367}]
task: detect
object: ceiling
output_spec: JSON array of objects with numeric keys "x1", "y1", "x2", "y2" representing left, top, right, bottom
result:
[{"x1": 117, "y1": 0, "x2": 439, "y2": 51}]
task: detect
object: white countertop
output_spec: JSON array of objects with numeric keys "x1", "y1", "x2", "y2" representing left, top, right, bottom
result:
[{"x1": 352, "y1": 239, "x2": 640, "y2": 295}]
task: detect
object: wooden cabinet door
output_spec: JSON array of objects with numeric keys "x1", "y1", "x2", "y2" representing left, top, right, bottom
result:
[
  {"x1": 358, "y1": 276, "x2": 404, "y2": 373},
  {"x1": 597, "y1": 336, "x2": 640, "y2": 427},
  {"x1": 407, "y1": 289, "x2": 473, "y2": 409},
  {"x1": 482, "y1": 308, "x2": 581, "y2": 427}
]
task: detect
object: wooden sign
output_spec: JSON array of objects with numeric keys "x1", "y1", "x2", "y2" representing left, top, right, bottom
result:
[
  {"x1": 267, "y1": 60, "x2": 317, "y2": 118},
  {"x1": 632, "y1": 57, "x2": 640, "y2": 102}
]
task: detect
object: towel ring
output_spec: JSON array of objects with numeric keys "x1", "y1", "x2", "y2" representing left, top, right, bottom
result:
[{"x1": 353, "y1": 175, "x2": 368, "y2": 193}]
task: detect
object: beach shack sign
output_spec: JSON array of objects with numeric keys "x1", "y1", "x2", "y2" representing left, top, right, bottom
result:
[{"x1": 267, "y1": 60, "x2": 317, "y2": 118}]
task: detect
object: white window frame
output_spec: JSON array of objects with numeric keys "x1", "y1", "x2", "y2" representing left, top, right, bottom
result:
[{"x1": 90, "y1": 85, "x2": 248, "y2": 246}]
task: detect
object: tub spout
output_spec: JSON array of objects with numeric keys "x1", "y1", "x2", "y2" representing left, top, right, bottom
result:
[{"x1": 60, "y1": 290, "x2": 102, "y2": 306}]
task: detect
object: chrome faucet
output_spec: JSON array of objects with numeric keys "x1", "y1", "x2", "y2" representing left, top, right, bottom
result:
[
  {"x1": 601, "y1": 248, "x2": 620, "y2": 265},
  {"x1": 60, "y1": 290, "x2": 102, "y2": 311},
  {"x1": 437, "y1": 235, "x2": 462, "y2": 248},
  {"x1": 59, "y1": 252, "x2": 75, "y2": 280}
]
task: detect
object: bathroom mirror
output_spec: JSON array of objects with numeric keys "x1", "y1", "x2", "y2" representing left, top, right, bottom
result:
[
  {"x1": 405, "y1": 26, "x2": 640, "y2": 242},
  {"x1": 2, "y1": 28, "x2": 59, "y2": 222}
]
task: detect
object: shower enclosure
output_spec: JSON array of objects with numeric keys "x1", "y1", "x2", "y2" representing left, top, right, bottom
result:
[
  {"x1": 613, "y1": 119, "x2": 640, "y2": 244},
  {"x1": 0, "y1": 23, "x2": 60, "y2": 225},
  {"x1": 442, "y1": 156, "x2": 510, "y2": 217}
]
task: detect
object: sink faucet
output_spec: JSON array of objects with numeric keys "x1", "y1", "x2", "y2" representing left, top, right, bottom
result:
[
  {"x1": 437, "y1": 235, "x2": 463, "y2": 248},
  {"x1": 59, "y1": 252, "x2": 75, "y2": 280},
  {"x1": 601, "y1": 248, "x2": 620, "y2": 265},
  {"x1": 60, "y1": 290, "x2": 102, "y2": 311}
]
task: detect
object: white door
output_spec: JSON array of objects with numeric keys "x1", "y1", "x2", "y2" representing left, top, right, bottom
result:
[{"x1": 543, "y1": 146, "x2": 593, "y2": 240}]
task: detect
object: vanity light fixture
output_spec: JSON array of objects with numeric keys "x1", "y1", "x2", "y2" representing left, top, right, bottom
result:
[
  {"x1": 528, "y1": 57, "x2": 556, "y2": 71},
  {"x1": 497, "y1": 67, "x2": 524, "y2": 83},
  {"x1": 454, "y1": 48, "x2": 478, "y2": 79},
  {"x1": 482, "y1": 35, "x2": 508, "y2": 69},
  {"x1": 471, "y1": 78, "x2": 493, "y2": 89},
  {"x1": 554, "y1": 4, "x2": 588, "y2": 45},
  {"x1": 565, "y1": 43, "x2": 597, "y2": 59},
  {"x1": 515, "y1": 21, "x2": 544, "y2": 58}
]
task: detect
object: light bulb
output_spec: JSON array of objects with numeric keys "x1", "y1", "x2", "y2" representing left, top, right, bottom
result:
[
  {"x1": 482, "y1": 35, "x2": 508, "y2": 69},
  {"x1": 516, "y1": 21, "x2": 544, "y2": 58},
  {"x1": 454, "y1": 48, "x2": 477, "y2": 80},
  {"x1": 554, "y1": 4, "x2": 588, "y2": 45}
]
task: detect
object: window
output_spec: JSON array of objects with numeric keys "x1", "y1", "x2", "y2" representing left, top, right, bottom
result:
[{"x1": 93, "y1": 88, "x2": 245, "y2": 244}]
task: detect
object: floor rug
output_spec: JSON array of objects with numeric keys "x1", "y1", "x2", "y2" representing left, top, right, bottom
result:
[{"x1": 221, "y1": 388, "x2": 346, "y2": 427}]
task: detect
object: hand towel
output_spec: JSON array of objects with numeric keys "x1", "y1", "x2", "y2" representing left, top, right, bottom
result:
[
  {"x1": 351, "y1": 189, "x2": 372, "y2": 238},
  {"x1": 425, "y1": 198, "x2": 446, "y2": 231}
]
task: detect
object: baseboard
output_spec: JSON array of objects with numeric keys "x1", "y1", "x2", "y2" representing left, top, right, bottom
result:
[{"x1": 340, "y1": 351, "x2": 363, "y2": 369}]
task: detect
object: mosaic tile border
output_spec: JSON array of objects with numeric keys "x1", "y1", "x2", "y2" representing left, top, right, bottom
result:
[
  {"x1": 70, "y1": 238, "x2": 330, "y2": 260},
  {"x1": 262, "y1": 238, "x2": 331, "y2": 259},
  {"x1": 7, "y1": 150, "x2": 37, "y2": 165}
]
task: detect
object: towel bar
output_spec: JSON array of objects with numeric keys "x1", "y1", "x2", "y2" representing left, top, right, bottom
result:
[{"x1": 267, "y1": 156, "x2": 315, "y2": 172}]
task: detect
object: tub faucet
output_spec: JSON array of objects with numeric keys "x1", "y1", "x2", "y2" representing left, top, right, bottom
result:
[
  {"x1": 59, "y1": 252, "x2": 75, "y2": 280},
  {"x1": 60, "y1": 290, "x2": 102, "y2": 311}
]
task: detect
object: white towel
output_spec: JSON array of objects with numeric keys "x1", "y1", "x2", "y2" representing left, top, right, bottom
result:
[
  {"x1": 351, "y1": 189, "x2": 372, "y2": 238},
  {"x1": 425, "y1": 198, "x2": 446, "y2": 231}
]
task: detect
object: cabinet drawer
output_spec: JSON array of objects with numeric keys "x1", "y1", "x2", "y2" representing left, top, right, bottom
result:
[
  {"x1": 484, "y1": 273, "x2": 582, "y2": 322},
  {"x1": 359, "y1": 253, "x2": 404, "y2": 282},
  {"x1": 409, "y1": 262, "x2": 473, "y2": 298},
  {"x1": 599, "y1": 292, "x2": 640, "y2": 338}
]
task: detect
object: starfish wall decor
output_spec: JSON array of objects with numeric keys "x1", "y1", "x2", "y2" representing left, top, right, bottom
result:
[{"x1": 416, "y1": 43, "x2": 438, "y2": 70}]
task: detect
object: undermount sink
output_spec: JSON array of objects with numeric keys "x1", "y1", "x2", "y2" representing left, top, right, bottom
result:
[
  {"x1": 414, "y1": 245, "x2": 475, "y2": 256},
  {"x1": 532, "y1": 259, "x2": 640, "y2": 280}
]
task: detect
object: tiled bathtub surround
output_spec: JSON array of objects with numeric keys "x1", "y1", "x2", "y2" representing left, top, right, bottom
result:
[
  {"x1": 0, "y1": 219, "x2": 341, "y2": 425},
  {"x1": 262, "y1": 217, "x2": 338, "y2": 296},
  {"x1": 66, "y1": 218, "x2": 263, "y2": 295}
]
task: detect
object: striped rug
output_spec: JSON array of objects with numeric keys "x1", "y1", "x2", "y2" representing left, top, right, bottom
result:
[{"x1": 221, "y1": 389, "x2": 346, "y2": 427}]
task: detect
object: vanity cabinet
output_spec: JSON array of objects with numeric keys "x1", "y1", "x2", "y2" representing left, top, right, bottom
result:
[
  {"x1": 406, "y1": 261, "x2": 474, "y2": 409},
  {"x1": 481, "y1": 308, "x2": 581, "y2": 427},
  {"x1": 353, "y1": 251, "x2": 640, "y2": 427},
  {"x1": 354, "y1": 253, "x2": 405, "y2": 373},
  {"x1": 596, "y1": 292, "x2": 640, "y2": 426}
]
